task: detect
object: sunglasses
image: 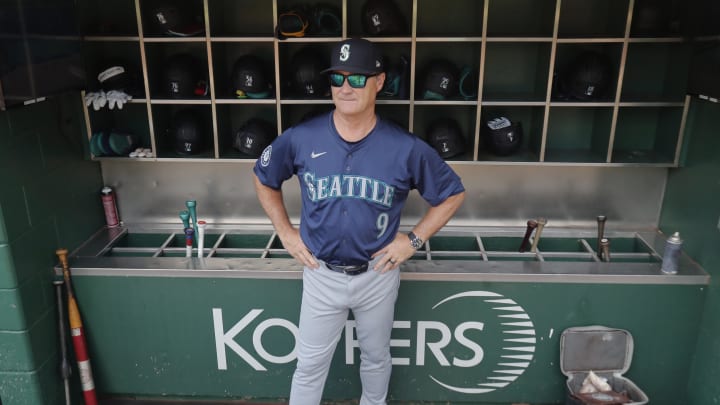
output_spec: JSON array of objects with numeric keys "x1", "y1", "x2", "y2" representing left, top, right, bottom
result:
[{"x1": 329, "y1": 72, "x2": 377, "y2": 89}]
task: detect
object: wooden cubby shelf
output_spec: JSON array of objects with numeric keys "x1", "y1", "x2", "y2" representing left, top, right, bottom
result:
[{"x1": 80, "y1": 0, "x2": 692, "y2": 166}]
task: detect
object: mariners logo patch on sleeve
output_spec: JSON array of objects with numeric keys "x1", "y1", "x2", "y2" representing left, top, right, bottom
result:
[{"x1": 260, "y1": 145, "x2": 272, "y2": 167}]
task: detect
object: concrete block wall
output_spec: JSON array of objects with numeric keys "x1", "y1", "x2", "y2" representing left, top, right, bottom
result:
[{"x1": 0, "y1": 93, "x2": 105, "y2": 405}]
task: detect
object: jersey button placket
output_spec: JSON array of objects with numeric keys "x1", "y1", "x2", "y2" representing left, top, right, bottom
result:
[{"x1": 340, "y1": 153, "x2": 352, "y2": 248}]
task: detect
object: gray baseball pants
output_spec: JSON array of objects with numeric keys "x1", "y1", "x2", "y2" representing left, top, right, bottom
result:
[{"x1": 289, "y1": 258, "x2": 401, "y2": 405}]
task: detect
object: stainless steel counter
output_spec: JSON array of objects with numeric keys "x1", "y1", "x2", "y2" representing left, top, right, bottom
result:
[{"x1": 63, "y1": 224, "x2": 709, "y2": 285}]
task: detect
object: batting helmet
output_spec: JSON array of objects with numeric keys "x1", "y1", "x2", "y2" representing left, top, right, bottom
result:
[
  {"x1": 233, "y1": 118, "x2": 277, "y2": 158},
  {"x1": 231, "y1": 55, "x2": 271, "y2": 99},
  {"x1": 171, "y1": 110, "x2": 204, "y2": 155},
  {"x1": 426, "y1": 118, "x2": 466, "y2": 159},
  {"x1": 361, "y1": 0, "x2": 408, "y2": 36},
  {"x1": 290, "y1": 47, "x2": 329, "y2": 97},
  {"x1": 149, "y1": 2, "x2": 204, "y2": 37},
  {"x1": 559, "y1": 51, "x2": 614, "y2": 101},
  {"x1": 161, "y1": 54, "x2": 208, "y2": 98},
  {"x1": 482, "y1": 116, "x2": 523, "y2": 156},
  {"x1": 421, "y1": 59, "x2": 459, "y2": 100}
]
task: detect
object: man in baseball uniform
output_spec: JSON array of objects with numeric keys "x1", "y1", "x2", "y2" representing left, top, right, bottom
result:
[{"x1": 253, "y1": 38, "x2": 465, "y2": 405}]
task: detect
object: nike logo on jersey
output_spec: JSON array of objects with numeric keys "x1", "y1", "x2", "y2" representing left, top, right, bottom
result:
[{"x1": 311, "y1": 151, "x2": 327, "y2": 159}]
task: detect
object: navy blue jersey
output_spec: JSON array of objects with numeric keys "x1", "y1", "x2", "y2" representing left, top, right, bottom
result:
[{"x1": 254, "y1": 112, "x2": 464, "y2": 266}]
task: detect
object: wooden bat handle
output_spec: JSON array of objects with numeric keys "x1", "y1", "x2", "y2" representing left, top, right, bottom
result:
[
  {"x1": 55, "y1": 248, "x2": 69, "y2": 270},
  {"x1": 55, "y1": 248, "x2": 74, "y2": 294},
  {"x1": 600, "y1": 238, "x2": 611, "y2": 262},
  {"x1": 530, "y1": 217, "x2": 547, "y2": 253},
  {"x1": 596, "y1": 215, "x2": 607, "y2": 254},
  {"x1": 518, "y1": 220, "x2": 538, "y2": 253}
]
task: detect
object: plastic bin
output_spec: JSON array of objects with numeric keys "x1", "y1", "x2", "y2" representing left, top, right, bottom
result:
[{"x1": 560, "y1": 325, "x2": 649, "y2": 405}]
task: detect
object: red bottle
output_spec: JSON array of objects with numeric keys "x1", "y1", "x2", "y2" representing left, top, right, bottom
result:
[{"x1": 101, "y1": 186, "x2": 120, "y2": 227}]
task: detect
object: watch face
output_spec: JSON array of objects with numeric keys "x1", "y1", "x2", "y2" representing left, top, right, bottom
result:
[{"x1": 409, "y1": 232, "x2": 423, "y2": 249}]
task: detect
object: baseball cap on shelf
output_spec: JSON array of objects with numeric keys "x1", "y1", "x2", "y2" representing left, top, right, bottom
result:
[{"x1": 321, "y1": 38, "x2": 384, "y2": 75}]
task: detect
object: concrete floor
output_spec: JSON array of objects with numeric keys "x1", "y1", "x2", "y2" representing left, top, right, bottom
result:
[
  {"x1": 102, "y1": 400, "x2": 289, "y2": 405},
  {"x1": 100, "y1": 399, "x2": 360, "y2": 405}
]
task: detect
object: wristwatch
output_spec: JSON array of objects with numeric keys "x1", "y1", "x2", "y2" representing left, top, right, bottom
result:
[{"x1": 408, "y1": 231, "x2": 424, "y2": 250}]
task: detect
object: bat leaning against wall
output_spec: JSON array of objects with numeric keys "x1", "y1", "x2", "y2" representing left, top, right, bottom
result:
[{"x1": 56, "y1": 248, "x2": 99, "y2": 405}]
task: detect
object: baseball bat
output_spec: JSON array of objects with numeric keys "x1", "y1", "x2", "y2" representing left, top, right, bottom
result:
[
  {"x1": 179, "y1": 210, "x2": 190, "y2": 230},
  {"x1": 600, "y1": 238, "x2": 611, "y2": 262},
  {"x1": 596, "y1": 215, "x2": 607, "y2": 256},
  {"x1": 185, "y1": 228, "x2": 194, "y2": 258},
  {"x1": 518, "y1": 219, "x2": 538, "y2": 253},
  {"x1": 530, "y1": 217, "x2": 547, "y2": 253},
  {"x1": 56, "y1": 248, "x2": 99, "y2": 405},
  {"x1": 53, "y1": 279, "x2": 72, "y2": 405},
  {"x1": 197, "y1": 220, "x2": 207, "y2": 258},
  {"x1": 186, "y1": 200, "x2": 198, "y2": 231}
]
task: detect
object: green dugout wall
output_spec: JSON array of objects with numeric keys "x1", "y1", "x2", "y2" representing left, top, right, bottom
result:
[
  {"x1": 66, "y1": 273, "x2": 703, "y2": 404},
  {"x1": 661, "y1": 98, "x2": 720, "y2": 405},
  {"x1": 1, "y1": 95, "x2": 720, "y2": 405},
  {"x1": 0, "y1": 95, "x2": 105, "y2": 405}
]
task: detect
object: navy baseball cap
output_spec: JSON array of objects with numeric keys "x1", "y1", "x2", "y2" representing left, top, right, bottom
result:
[{"x1": 321, "y1": 38, "x2": 384, "y2": 75}]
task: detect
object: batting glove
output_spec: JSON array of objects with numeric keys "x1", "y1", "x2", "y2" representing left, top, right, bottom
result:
[
  {"x1": 84, "y1": 90, "x2": 108, "y2": 111},
  {"x1": 106, "y1": 90, "x2": 133, "y2": 110}
]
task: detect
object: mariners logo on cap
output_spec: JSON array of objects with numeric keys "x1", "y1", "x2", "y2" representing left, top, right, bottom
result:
[
  {"x1": 440, "y1": 77, "x2": 450, "y2": 90},
  {"x1": 340, "y1": 44, "x2": 350, "y2": 61}
]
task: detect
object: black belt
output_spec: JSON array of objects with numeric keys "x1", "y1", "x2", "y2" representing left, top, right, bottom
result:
[{"x1": 324, "y1": 262, "x2": 369, "y2": 276}]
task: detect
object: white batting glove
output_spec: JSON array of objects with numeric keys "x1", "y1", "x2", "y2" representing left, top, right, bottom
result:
[
  {"x1": 84, "y1": 91, "x2": 107, "y2": 111},
  {"x1": 93, "y1": 90, "x2": 107, "y2": 111},
  {"x1": 106, "y1": 90, "x2": 132, "y2": 110}
]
